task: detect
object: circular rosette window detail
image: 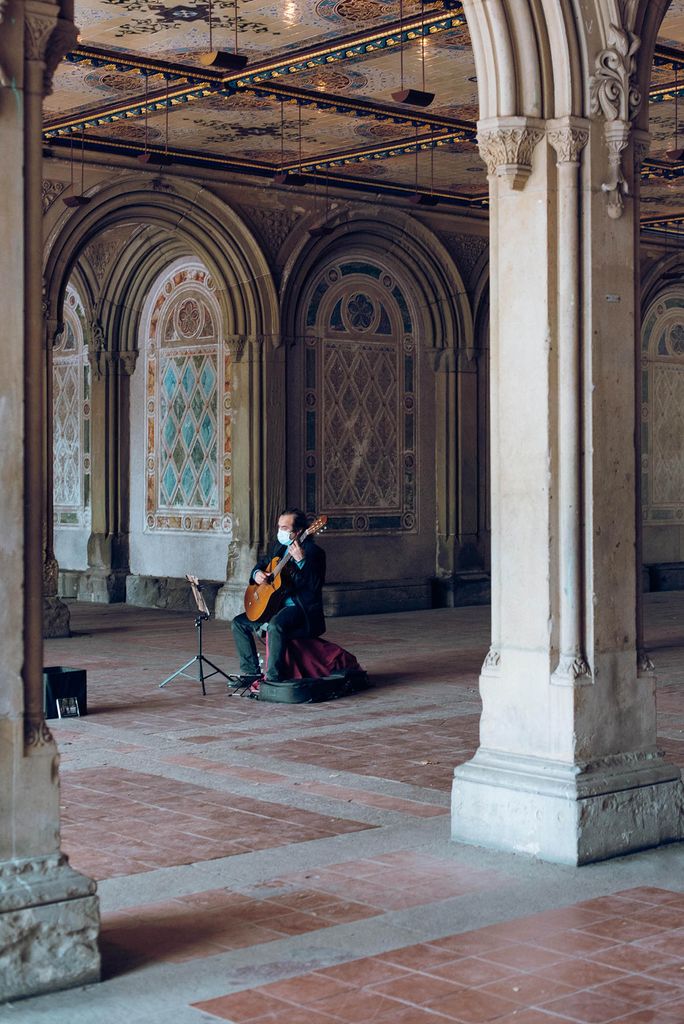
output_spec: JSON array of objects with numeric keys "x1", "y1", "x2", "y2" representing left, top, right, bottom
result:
[
  {"x1": 345, "y1": 292, "x2": 378, "y2": 332},
  {"x1": 175, "y1": 298, "x2": 203, "y2": 340}
]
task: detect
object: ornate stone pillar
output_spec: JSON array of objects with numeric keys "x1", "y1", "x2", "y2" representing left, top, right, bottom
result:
[
  {"x1": 78, "y1": 340, "x2": 136, "y2": 602},
  {"x1": 452, "y1": 105, "x2": 684, "y2": 863},
  {"x1": 0, "y1": 0, "x2": 100, "y2": 1001},
  {"x1": 215, "y1": 334, "x2": 284, "y2": 619},
  {"x1": 43, "y1": 312, "x2": 70, "y2": 637}
]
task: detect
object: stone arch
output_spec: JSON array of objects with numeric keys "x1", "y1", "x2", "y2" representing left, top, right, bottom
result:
[
  {"x1": 44, "y1": 176, "x2": 278, "y2": 342},
  {"x1": 462, "y1": 0, "x2": 670, "y2": 123},
  {"x1": 43, "y1": 177, "x2": 279, "y2": 607},
  {"x1": 281, "y1": 214, "x2": 479, "y2": 613}
]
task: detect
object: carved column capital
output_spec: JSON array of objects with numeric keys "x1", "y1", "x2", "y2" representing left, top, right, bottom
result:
[
  {"x1": 547, "y1": 119, "x2": 590, "y2": 165},
  {"x1": 589, "y1": 22, "x2": 642, "y2": 219},
  {"x1": 43, "y1": 17, "x2": 79, "y2": 96},
  {"x1": 117, "y1": 350, "x2": 138, "y2": 376},
  {"x1": 224, "y1": 335, "x2": 250, "y2": 362},
  {"x1": 477, "y1": 117, "x2": 545, "y2": 191},
  {"x1": 24, "y1": 3, "x2": 57, "y2": 62}
]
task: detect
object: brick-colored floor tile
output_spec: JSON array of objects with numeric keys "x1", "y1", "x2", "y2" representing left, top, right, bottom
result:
[
  {"x1": 591, "y1": 975, "x2": 684, "y2": 1009},
  {"x1": 425, "y1": 957, "x2": 516, "y2": 988},
  {"x1": 370, "y1": 972, "x2": 465, "y2": 1004},
  {"x1": 532, "y1": 958, "x2": 628, "y2": 990},
  {"x1": 312, "y1": 988, "x2": 405, "y2": 1021},
  {"x1": 478, "y1": 972, "x2": 578, "y2": 1005},
  {"x1": 539, "y1": 989, "x2": 645, "y2": 1024},
  {"x1": 316, "y1": 958, "x2": 411, "y2": 987},
  {"x1": 191, "y1": 991, "x2": 290, "y2": 1021},
  {"x1": 426, "y1": 986, "x2": 520, "y2": 1022}
]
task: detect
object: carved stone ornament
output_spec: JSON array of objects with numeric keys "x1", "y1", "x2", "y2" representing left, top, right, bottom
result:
[
  {"x1": 553, "y1": 653, "x2": 592, "y2": 684},
  {"x1": 439, "y1": 233, "x2": 488, "y2": 282},
  {"x1": 117, "y1": 350, "x2": 138, "y2": 376},
  {"x1": 477, "y1": 119, "x2": 545, "y2": 191},
  {"x1": 25, "y1": 718, "x2": 53, "y2": 748},
  {"x1": 225, "y1": 335, "x2": 249, "y2": 363},
  {"x1": 482, "y1": 646, "x2": 501, "y2": 672},
  {"x1": 590, "y1": 23, "x2": 642, "y2": 219},
  {"x1": 548, "y1": 125, "x2": 590, "y2": 166},
  {"x1": 242, "y1": 205, "x2": 299, "y2": 260},
  {"x1": 42, "y1": 179, "x2": 66, "y2": 214},
  {"x1": 43, "y1": 17, "x2": 79, "y2": 96},
  {"x1": 88, "y1": 319, "x2": 106, "y2": 380},
  {"x1": 637, "y1": 647, "x2": 655, "y2": 675},
  {"x1": 24, "y1": 8, "x2": 57, "y2": 64}
]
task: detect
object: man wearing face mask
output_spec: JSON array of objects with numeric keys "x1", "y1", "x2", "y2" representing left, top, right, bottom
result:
[{"x1": 231, "y1": 509, "x2": 326, "y2": 685}]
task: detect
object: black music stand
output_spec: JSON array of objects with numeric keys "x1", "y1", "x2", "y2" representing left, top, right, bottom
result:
[{"x1": 159, "y1": 575, "x2": 233, "y2": 695}]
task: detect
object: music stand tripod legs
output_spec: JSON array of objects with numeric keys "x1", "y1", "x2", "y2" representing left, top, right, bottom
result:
[{"x1": 159, "y1": 575, "x2": 232, "y2": 695}]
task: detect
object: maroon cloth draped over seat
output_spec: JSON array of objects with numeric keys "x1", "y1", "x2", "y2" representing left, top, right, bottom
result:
[{"x1": 265, "y1": 636, "x2": 362, "y2": 680}]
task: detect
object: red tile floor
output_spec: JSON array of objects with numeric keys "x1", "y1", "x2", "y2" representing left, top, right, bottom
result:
[{"x1": 19, "y1": 592, "x2": 684, "y2": 1024}]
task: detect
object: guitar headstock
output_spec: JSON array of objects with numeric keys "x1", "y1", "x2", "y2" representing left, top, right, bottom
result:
[{"x1": 304, "y1": 514, "x2": 328, "y2": 539}]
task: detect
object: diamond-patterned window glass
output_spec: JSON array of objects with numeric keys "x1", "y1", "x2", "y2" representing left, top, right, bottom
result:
[
  {"x1": 143, "y1": 261, "x2": 232, "y2": 534},
  {"x1": 641, "y1": 289, "x2": 684, "y2": 525},
  {"x1": 302, "y1": 262, "x2": 417, "y2": 535},
  {"x1": 53, "y1": 284, "x2": 91, "y2": 528}
]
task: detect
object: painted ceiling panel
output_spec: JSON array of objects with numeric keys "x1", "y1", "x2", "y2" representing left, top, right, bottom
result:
[
  {"x1": 42, "y1": 1, "x2": 683, "y2": 225},
  {"x1": 71, "y1": 0, "x2": 433, "y2": 57}
]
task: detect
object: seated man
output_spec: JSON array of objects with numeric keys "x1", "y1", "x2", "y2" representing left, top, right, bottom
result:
[{"x1": 231, "y1": 508, "x2": 326, "y2": 684}]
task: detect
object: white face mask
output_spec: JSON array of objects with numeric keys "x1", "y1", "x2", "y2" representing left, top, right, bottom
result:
[{"x1": 277, "y1": 528, "x2": 292, "y2": 546}]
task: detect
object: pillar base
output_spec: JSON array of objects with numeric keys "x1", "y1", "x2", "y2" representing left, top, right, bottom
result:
[
  {"x1": 0, "y1": 853, "x2": 100, "y2": 1002},
  {"x1": 452, "y1": 748, "x2": 684, "y2": 865},
  {"x1": 42, "y1": 596, "x2": 70, "y2": 639},
  {"x1": 214, "y1": 582, "x2": 246, "y2": 621},
  {"x1": 77, "y1": 570, "x2": 127, "y2": 604}
]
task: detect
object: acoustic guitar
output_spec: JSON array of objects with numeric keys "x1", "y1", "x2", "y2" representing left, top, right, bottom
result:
[{"x1": 243, "y1": 514, "x2": 328, "y2": 623}]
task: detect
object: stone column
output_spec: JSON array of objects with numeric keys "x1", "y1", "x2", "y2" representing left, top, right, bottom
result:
[
  {"x1": 78, "y1": 342, "x2": 136, "y2": 602},
  {"x1": 215, "y1": 334, "x2": 284, "y2": 619},
  {"x1": 451, "y1": 111, "x2": 684, "y2": 864},
  {"x1": 0, "y1": 0, "x2": 100, "y2": 1001},
  {"x1": 43, "y1": 313, "x2": 70, "y2": 637},
  {"x1": 433, "y1": 347, "x2": 483, "y2": 605}
]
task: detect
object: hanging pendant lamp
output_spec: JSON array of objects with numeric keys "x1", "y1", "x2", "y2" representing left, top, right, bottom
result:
[
  {"x1": 272, "y1": 103, "x2": 308, "y2": 185},
  {"x1": 200, "y1": 0, "x2": 248, "y2": 71},
  {"x1": 666, "y1": 65, "x2": 684, "y2": 162},
  {"x1": 62, "y1": 128, "x2": 91, "y2": 207},
  {"x1": 391, "y1": 0, "x2": 434, "y2": 108}
]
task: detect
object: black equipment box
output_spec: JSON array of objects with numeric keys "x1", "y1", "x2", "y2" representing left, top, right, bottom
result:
[{"x1": 43, "y1": 666, "x2": 88, "y2": 718}]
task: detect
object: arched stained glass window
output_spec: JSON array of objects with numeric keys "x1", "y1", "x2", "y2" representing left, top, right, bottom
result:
[
  {"x1": 143, "y1": 261, "x2": 232, "y2": 534},
  {"x1": 53, "y1": 284, "x2": 91, "y2": 528},
  {"x1": 301, "y1": 260, "x2": 417, "y2": 534}
]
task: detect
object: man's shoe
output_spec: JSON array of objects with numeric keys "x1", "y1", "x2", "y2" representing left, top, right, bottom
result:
[{"x1": 229, "y1": 673, "x2": 261, "y2": 689}]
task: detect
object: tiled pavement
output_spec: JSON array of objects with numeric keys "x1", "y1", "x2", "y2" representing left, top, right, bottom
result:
[{"x1": 6, "y1": 592, "x2": 684, "y2": 1024}]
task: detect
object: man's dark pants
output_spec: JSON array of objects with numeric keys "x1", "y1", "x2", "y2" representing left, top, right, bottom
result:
[{"x1": 231, "y1": 605, "x2": 307, "y2": 681}]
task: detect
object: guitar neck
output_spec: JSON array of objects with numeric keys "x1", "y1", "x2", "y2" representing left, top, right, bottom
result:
[{"x1": 270, "y1": 527, "x2": 310, "y2": 580}]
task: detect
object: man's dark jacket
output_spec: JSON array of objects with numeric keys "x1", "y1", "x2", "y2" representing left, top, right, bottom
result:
[{"x1": 251, "y1": 538, "x2": 326, "y2": 637}]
